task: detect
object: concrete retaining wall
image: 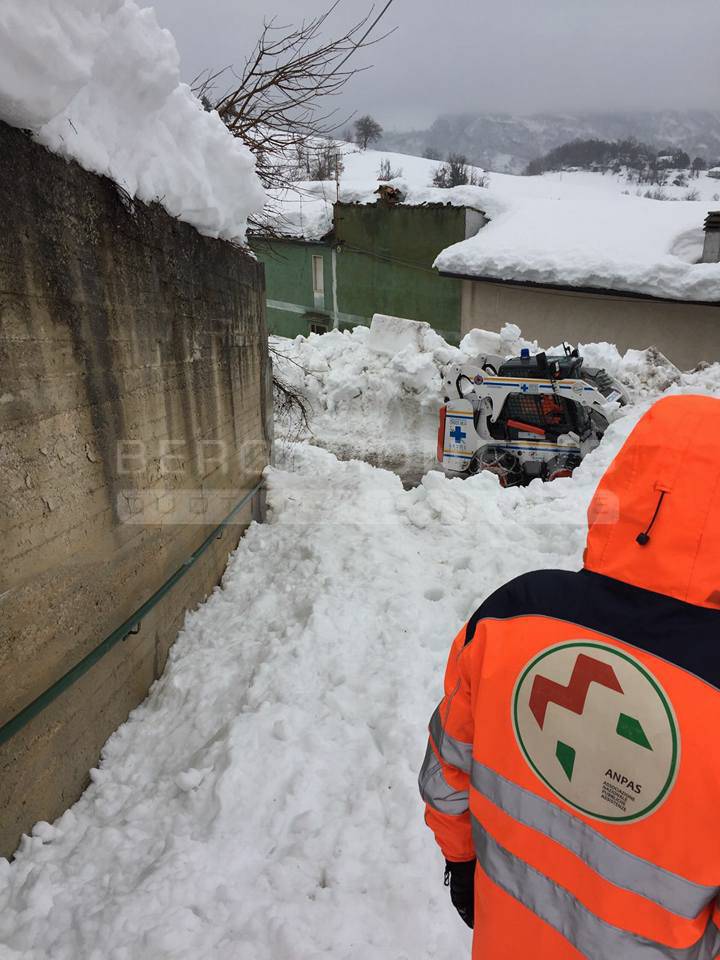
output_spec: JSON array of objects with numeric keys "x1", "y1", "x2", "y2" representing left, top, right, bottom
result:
[{"x1": 0, "y1": 122, "x2": 270, "y2": 856}]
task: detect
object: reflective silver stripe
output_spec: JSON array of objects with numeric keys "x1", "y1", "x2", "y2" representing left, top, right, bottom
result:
[
  {"x1": 471, "y1": 762, "x2": 718, "y2": 920},
  {"x1": 472, "y1": 816, "x2": 720, "y2": 960},
  {"x1": 419, "y1": 741, "x2": 469, "y2": 814},
  {"x1": 429, "y1": 705, "x2": 473, "y2": 773}
]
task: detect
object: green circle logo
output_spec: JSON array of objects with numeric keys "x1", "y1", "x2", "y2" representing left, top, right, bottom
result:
[{"x1": 512, "y1": 642, "x2": 680, "y2": 823}]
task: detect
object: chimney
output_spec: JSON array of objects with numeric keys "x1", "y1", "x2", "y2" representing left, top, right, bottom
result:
[{"x1": 701, "y1": 211, "x2": 720, "y2": 263}]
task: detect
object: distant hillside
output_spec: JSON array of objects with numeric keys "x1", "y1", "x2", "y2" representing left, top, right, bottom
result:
[
  {"x1": 379, "y1": 111, "x2": 720, "y2": 174},
  {"x1": 524, "y1": 138, "x2": 696, "y2": 177}
]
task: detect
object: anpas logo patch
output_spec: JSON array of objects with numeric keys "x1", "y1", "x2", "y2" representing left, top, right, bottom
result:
[{"x1": 512, "y1": 642, "x2": 680, "y2": 822}]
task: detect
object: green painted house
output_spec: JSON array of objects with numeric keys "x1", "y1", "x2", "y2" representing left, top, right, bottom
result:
[{"x1": 250, "y1": 191, "x2": 485, "y2": 344}]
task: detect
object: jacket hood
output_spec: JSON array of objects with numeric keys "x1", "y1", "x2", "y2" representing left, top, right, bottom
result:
[{"x1": 584, "y1": 394, "x2": 720, "y2": 610}]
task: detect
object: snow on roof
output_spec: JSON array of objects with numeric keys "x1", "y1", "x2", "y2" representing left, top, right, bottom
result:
[
  {"x1": 263, "y1": 179, "x2": 488, "y2": 241},
  {"x1": 261, "y1": 187, "x2": 335, "y2": 241},
  {"x1": 343, "y1": 180, "x2": 488, "y2": 213},
  {"x1": 0, "y1": 0, "x2": 265, "y2": 242},
  {"x1": 256, "y1": 144, "x2": 489, "y2": 240},
  {"x1": 434, "y1": 191, "x2": 720, "y2": 303}
]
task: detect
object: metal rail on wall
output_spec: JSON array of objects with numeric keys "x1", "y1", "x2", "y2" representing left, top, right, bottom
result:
[{"x1": 0, "y1": 480, "x2": 265, "y2": 749}]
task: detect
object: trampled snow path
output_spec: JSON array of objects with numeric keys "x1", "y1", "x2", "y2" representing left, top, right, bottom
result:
[{"x1": 2, "y1": 362, "x2": 720, "y2": 958}]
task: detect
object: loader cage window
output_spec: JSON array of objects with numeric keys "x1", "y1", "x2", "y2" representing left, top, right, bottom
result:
[{"x1": 488, "y1": 392, "x2": 591, "y2": 440}]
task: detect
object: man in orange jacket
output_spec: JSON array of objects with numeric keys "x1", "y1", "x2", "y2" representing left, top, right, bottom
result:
[{"x1": 420, "y1": 394, "x2": 720, "y2": 960}]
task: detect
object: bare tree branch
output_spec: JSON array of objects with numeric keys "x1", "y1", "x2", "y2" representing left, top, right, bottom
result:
[
  {"x1": 269, "y1": 344, "x2": 315, "y2": 439},
  {"x1": 193, "y1": 0, "x2": 397, "y2": 210}
]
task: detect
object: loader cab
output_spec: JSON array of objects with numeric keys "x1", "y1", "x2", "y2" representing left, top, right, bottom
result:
[{"x1": 486, "y1": 391, "x2": 593, "y2": 443}]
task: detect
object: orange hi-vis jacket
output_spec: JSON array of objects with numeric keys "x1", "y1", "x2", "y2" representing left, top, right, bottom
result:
[{"x1": 420, "y1": 395, "x2": 720, "y2": 959}]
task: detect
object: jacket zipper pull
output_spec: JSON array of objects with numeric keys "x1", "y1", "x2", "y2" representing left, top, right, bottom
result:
[{"x1": 636, "y1": 490, "x2": 666, "y2": 546}]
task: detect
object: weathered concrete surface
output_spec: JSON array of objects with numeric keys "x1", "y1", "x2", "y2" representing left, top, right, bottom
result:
[
  {"x1": 460, "y1": 278, "x2": 720, "y2": 370},
  {"x1": 0, "y1": 122, "x2": 270, "y2": 856}
]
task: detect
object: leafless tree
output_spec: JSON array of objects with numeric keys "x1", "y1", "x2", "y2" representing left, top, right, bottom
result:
[
  {"x1": 354, "y1": 115, "x2": 383, "y2": 150},
  {"x1": 432, "y1": 154, "x2": 487, "y2": 189},
  {"x1": 377, "y1": 157, "x2": 402, "y2": 180},
  {"x1": 193, "y1": 1, "x2": 395, "y2": 203},
  {"x1": 297, "y1": 142, "x2": 345, "y2": 181},
  {"x1": 692, "y1": 156, "x2": 707, "y2": 179}
]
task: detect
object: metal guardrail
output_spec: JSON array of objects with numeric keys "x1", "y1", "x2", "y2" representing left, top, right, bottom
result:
[{"x1": 0, "y1": 480, "x2": 264, "y2": 748}]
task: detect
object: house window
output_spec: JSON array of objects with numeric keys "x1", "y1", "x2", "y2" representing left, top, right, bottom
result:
[
  {"x1": 312, "y1": 256, "x2": 324, "y2": 297},
  {"x1": 309, "y1": 320, "x2": 328, "y2": 335}
]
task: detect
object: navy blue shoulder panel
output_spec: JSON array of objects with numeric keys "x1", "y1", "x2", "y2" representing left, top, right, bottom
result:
[{"x1": 465, "y1": 568, "x2": 720, "y2": 691}]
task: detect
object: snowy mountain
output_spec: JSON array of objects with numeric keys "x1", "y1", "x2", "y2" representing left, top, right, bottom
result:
[{"x1": 380, "y1": 111, "x2": 720, "y2": 174}]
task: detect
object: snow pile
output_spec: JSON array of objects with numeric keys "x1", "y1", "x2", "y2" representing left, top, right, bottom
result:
[
  {"x1": 272, "y1": 316, "x2": 459, "y2": 479},
  {"x1": 3, "y1": 349, "x2": 720, "y2": 956},
  {"x1": 0, "y1": 1, "x2": 265, "y2": 241},
  {"x1": 458, "y1": 321, "x2": 537, "y2": 359},
  {"x1": 272, "y1": 314, "x2": 531, "y2": 480},
  {"x1": 271, "y1": 315, "x2": 698, "y2": 478},
  {"x1": 435, "y1": 190, "x2": 720, "y2": 302}
]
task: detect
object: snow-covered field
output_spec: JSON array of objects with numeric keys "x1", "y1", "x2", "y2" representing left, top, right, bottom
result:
[
  {"x1": 342, "y1": 146, "x2": 720, "y2": 203},
  {"x1": 2, "y1": 324, "x2": 720, "y2": 960}
]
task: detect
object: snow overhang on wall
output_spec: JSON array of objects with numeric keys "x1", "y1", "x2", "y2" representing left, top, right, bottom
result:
[{"x1": 0, "y1": 0, "x2": 266, "y2": 243}]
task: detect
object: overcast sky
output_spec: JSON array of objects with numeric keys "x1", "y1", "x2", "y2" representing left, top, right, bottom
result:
[{"x1": 147, "y1": 0, "x2": 720, "y2": 130}]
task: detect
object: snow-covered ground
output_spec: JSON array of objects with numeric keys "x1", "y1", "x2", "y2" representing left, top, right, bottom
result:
[
  {"x1": 0, "y1": 1, "x2": 264, "y2": 241},
  {"x1": 2, "y1": 325, "x2": 719, "y2": 959}
]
